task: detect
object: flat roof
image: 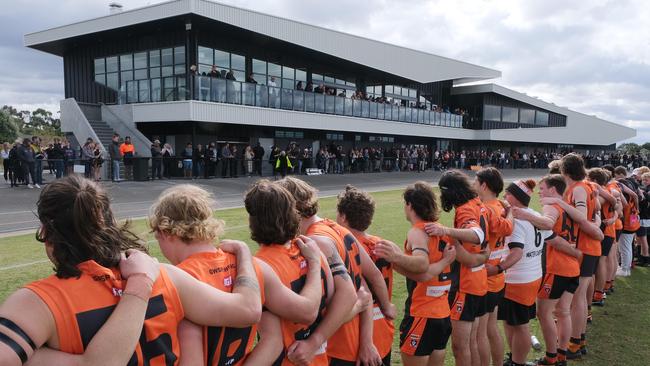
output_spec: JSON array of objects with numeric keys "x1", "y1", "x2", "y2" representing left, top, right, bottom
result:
[{"x1": 24, "y1": 0, "x2": 500, "y2": 84}]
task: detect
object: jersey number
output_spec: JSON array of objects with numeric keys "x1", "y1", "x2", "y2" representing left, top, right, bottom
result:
[
  {"x1": 206, "y1": 325, "x2": 252, "y2": 366},
  {"x1": 534, "y1": 228, "x2": 543, "y2": 248}
]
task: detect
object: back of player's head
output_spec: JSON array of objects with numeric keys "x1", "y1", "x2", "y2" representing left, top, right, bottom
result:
[
  {"x1": 438, "y1": 170, "x2": 477, "y2": 212},
  {"x1": 149, "y1": 184, "x2": 224, "y2": 244},
  {"x1": 587, "y1": 168, "x2": 609, "y2": 186},
  {"x1": 245, "y1": 180, "x2": 300, "y2": 245},
  {"x1": 476, "y1": 167, "x2": 504, "y2": 195},
  {"x1": 548, "y1": 160, "x2": 561, "y2": 174},
  {"x1": 614, "y1": 165, "x2": 628, "y2": 177},
  {"x1": 560, "y1": 153, "x2": 586, "y2": 181},
  {"x1": 276, "y1": 176, "x2": 319, "y2": 218},
  {"x1": 404, "y1": 181, "x2": 440, "y2": 222},
  {"x1": 540, "y1": 174, "x2": 567, "y2": 195},
  {"x1": 36, "y1": 175, "x2": 145, "y2": 279},
  {"x1": 602, "y1": 164, "x2": 615, "y2": 175},
  {"x1": 337, "y1": 185, "x2": 375, "y2": 232}
]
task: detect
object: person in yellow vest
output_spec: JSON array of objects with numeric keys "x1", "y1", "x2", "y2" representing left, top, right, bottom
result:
[{"x1": 275, "y1": 151, "x2": 293, "y2": 178}]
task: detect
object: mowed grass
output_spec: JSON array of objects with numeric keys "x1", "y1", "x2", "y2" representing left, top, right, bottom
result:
[{"x1": 1, "y1": 188, "x2": 649, "y2": 365}]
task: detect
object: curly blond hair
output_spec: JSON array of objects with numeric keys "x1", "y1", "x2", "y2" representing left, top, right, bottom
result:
[
  {"x1": 276, "y1": 177, "x2": 319, "y2": 218},
  {"x1": 149, "y1": 184, "x2": 224, "y2": 243}
]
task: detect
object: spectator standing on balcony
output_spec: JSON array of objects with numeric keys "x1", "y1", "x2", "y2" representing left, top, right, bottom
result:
[
  {"x1": 314, "y1": 83, "x2": 325, "y2": 94},
  {"x1": 19, "y1": 138, "x2": 37, "y2": 188},
  {"x1": 109, "y1": 133, "x2": 122, "y2": 181},
  {"x1": 246, "y1": 73, "x2": 257, "y2": 84},
  {"x1": 268, "y1": 76, "x2": 278, "y2": 106},
  {"x1": 221, "y1": 142, "x2": 232, "y2": 178},
  {"x1": 81, "y1": 138, "x2": 95, "y2": 178},
  {"x1": 226, "y1": 70, "x2": 236, "y2": 80},
  {"x1": 253, "y1": 142, "x2": 264, "y2": 176},
  {"x1": 244, "y1": 145, "x2": 254, "y2": 177},
  {"x1": 296, "y1": 81, "x2": 304, "y2": 90},
  {"x1": 210, "y1": 65, "x2": 220, "y2": 78},
  {"x1": 161, "y1": 143, "x2": 174, "y2": 178},
  {"x1": 119, "y1": 136, "x2": 135, "y2": 181},
  {"x1": 305, "y1": 81, "x2": 313, "y2": 92},
  {"x1": 150, "y1": 140, "x2": 163, "y2": 180}
]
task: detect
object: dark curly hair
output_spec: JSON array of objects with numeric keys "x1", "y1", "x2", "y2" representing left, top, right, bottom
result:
[
  {"x1": 404, "y1": 181, "x2": 439, "y2": 222},
  {"x1": 336, "y1": 185, "x2": 375, "y2": 231},
  {"x1": 36, "y1": 175, "x2": 146, "y2": 279},
  {"x1": 587, "y1": 168, "x2": 609, "y2": 186},
  {"x1": 438, "y1": 170, "x2": 478, "y2": 212},
  {"x1": 560, "y1": 153, "x2": 586, "y2": 181},
  {"x1": 276, "y1": 177, "x2": 319, "y2": 218},
  {"x1": 245, "y1": 180, "x2": 300, "y2": 245},
  {"x1": 476, "y1": 167, "x2": 504, "y2": 195}
]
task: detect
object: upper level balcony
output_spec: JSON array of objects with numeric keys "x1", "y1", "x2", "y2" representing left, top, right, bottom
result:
[{"x1": 117, "y1": 75, "x2": 465, "y2": 129}]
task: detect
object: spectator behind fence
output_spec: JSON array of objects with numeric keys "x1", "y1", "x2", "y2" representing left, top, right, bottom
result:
[
  {"x1": 109, "y1": 133, "x2": 122, "y2": 182},
  {"x1": 19, "y1": 138, "x2": 38, "y2": 188},
  {"x1": 63, "y1": 140, "x2": 75, "y2": 176},
  {"x1": 8, "y1": 140, "x2": 21, "y2": 187},
  {"x1": 253, "y1": 142, "x2": 264, "y2": 176},
  {"x1": 181, "y1": 142, "x2": 193, "y2": 178},
  {"x1": 151, "y1": 140, "x2": 163, "y2": 180},
  {"x1": 244, "y1": 145, "x2": 254, "y2": 177},
  {"x1": 31, "y1": 136, "x2": 44, "y2": 186},
  {"x1": 2, "y1": 142, "x2": 11, "y2": 184},
  {"x1": 49, "y1": 138, "x2": 65, "y2": 179},
  {"x1": 161, "y1": 143, "x2": 174, "y2": 179},
  {"x1": 119, "y1": 136, "x2": 135, "y2": 180},
  {"x1": 221, "y1": 143, "x2": 232, "y2": 178},
  {"x1": 92, "y1": 143, "x2": 103, "y2": 181},
  {"x1": 81, "y1": 138, "x2": 95, "y2": 179}
]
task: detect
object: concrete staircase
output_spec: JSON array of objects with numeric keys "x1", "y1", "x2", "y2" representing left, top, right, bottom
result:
[{"x1": 88, "y1": 120, "x2": 116, "y2": 148}]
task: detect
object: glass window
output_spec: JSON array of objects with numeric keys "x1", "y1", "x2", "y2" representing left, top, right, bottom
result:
[
  {"x1": 149, "y1": 50, "x2": 160, "y2": 67},
  {"x1": 385, "y1": 85, "x2": 393, "y2": 94},
  {"x1": 198, "y1": 46, "x2": 213, "y2": 65},
  {"x1": 282, "y1": 66, "x2": 294, "y2": 79},
  {"x1": 231, "y1": 53, "x2": 245, "y2": 71},
  {"x1": 150, "y1": 78, "x2": 161, "y2": 102},
  {"x1": 94, "y1": 58, "x2": 105, "y2": 74},
  {"x1": 106, "y1": 73, "x2": 119, "y2": 90},
  {"x1": 120, "y1": 54, "x2": 133, "y2": 70},
  {"x1": 121, "y1": 70, "x2": 133, "y2": 82},
  {"x1": 346, "y1": 81, "x2": 356, "y2": 87},
  {"x1": 393, "y1": 87, "x2": 401, "y2": 95},
  {"x1": 520, "y1": 109, "x2": 535, "y2": 124},
  {"x1": 253, "y1": 59, "x2": 266, "y2": 74},
  {"x1": 134, "y1": 69, "x2": 148, "y2": 80},
  {"x1": 198, "y1": 64, "x2": 211, "y2": 75},
  {"x1": 324, "y1": 76, "x2": 335, "y2": 83},
  {"x1": 161, "y1": 66, "x2": 174, "y2": 77},
  {"x1": 138, "y1": 80, "x2": 150, "y2": 103},
  {"x1": 295, "y1": 69, "x2": 307, "y2": 81},
  {"x1": 174, "y1": 64, "x2": 185, "y2": 75},
  {"x1": 253, "y1": 73, "x2": 266, "y2": 85},
  {"x1": 215, "y1": 50, "x2": 230, "y2": 68},
  {"x1": 106, "y1": 56, "x2": 118, "y2": 73},
  {"x1": 502, "y1": 106, "x2": 518, "y2": 123},
  {"x1": 409, "y1": 89, "x2": 417, "y2": 98},
  {"x1": 268, "y1": 62, "x2": 281, "y2": 77},
  {"x1": 161, "y1": 48, "x2": 173, "y2": 66},
  {"x1": 536, "y1": 111, "x2": 549, "y2": 126},
  {"x1": 149, "y1": 67, "x2": 161, "y2": 78},
  {"x1": 174, "y1": 47, "x2": 185, "y2": 65},
  {"x1": 232, "y1": 70, "x2": 244, "y2": 81},
  {"x1": 484, "y1": 105, "x2": 501, "y2": 121},
  {"x1": 95, "y1": 73, "x2": 105, "y2": 85},
  {"x1": 312, "y1": 73, "x2": 323, "y2": 81},
  {"x1": 282, "y1": 78, "x2": 294, "y2": 89},
  {"x1": 134, "y1": 52, "x2": 147, "y2": 69}
]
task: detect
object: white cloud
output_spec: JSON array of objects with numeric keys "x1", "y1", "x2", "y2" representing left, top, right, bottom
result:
[{"x1": 1, "y1": 0, "x2": 647, "y2": 143}]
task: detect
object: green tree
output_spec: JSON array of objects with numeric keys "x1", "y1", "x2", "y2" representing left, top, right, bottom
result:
[
  {"x1": 618, "y1": 142, "x2": 640, "y2": 155},
  {"x1": 0, "y1": 111, "x2": 20, "y2": 143}
]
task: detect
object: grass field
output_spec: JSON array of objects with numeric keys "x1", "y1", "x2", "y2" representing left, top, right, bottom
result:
[{"x1": 1, "y1": 188, "x2": 649, "y2": 365}]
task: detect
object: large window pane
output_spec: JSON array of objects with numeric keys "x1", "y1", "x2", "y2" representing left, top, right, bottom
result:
[
  {"x1": 295, "y1": 69, "x2": 307, "y2": 81},
  {"x1": 134, "y1": 69, "x2": 148, "y2": 80},
  {"x1": 231, "y1": 53, "x2": 245, "y2": 71},
  {"x1": 536, "y1": 111, "x2": 549, "y2": 126},
  {"x1": 520, "y1": 109, "x2": 535, "y2": 124},
  {"x1": 94, "y1": 58, "x2": 105, "y2": 74},
  {"x1": 253, "y1": 59, "x2": 266, "y2": 74},
  {"x1": 282, "y1": 78, "x2": 294, "y2": 89},
  {"x1": 409, "y1": 89, "x2": 417, "y2": 98},
  {"x1": 312, "y1": 73, "x2": 323, "y2": 81},
  {"x1": 385, "y1": 85, "x2": 393, "y2": 94},
  {"x1": 150, "y1": 78, "x2": 161, "y2": 102},
  {"x1": 174, "y1": 64, "x2": 185, "y2": 75},
  {"x1": 106, "y1": 73, "x2": 119, "y2": 90},
  {"x1": 95, "y1": 73, "x2": 105, "y2": 85},
  {"x1": 282, "y1": 66, "x2": 294, "y2": 79},
  {"x1": 106, "y1": 56, "x2": 118, "y2": 73},
  {"x1": 121, "y1": 70, "x2": 133, "y2": 82},
  {"x1": 149, "y1": 67, "x2": 161, "y2": 78},
  {"x1": 138, "y1": 80, "x2": 150, "y2": 102},
  {"x1": 161, "y1": 48, "x2": 173, "y2": 66},
  {"x1": 174, "y1": 47, "x2": 185, "y2": 65},
  {"x1": 198, "y1": 46, "x2": 213, "y2": 65},
  {"x1": 149, "y1": 50, "x2": 160, "y2": 67},
  {"x1": 502, "y1": 106, "x2": 518, "y2": 123},
  {"x1": 484, "y1": 105, "x2": 501, "y2": 121},
  {"x1": 134, "y1": 52, "x2": 147, "y2": 69},
  {"x1": 161, "y1": 66, "x2": 173, "y2": 77},
  {"x1": 268, "y1": 62, "x2": 281, "y2": 77},
  {"x1": 120, "y1": 54, "x2": 133, "y2": 70},
  {"x1": 215, "y1": 50, "x2": 230, "y2": 68}
]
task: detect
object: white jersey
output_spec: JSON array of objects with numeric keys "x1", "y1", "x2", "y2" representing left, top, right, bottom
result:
[{"x1": 504, "y1": 207, "x2": 547, "y2": 284}]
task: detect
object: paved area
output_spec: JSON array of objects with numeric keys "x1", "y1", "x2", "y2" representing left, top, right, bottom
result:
[{"x1": 0, "y1": 169, "x2": 547, "y2": 236}]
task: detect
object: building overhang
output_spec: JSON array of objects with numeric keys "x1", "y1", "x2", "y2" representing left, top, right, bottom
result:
[{"x1": 24, "y1": 0, "x2": 500, "y2": 84}]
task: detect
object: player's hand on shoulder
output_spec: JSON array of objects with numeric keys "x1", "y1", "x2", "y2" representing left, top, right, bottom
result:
[
  {"x1": 295, "y1": 235, "x2": 321, "y2": 265},
  {"x1": 443, "y1": 242, "x2": 456, "y2": 262},
  {"x1": 424, "y1": 222, "x2": 447, "y2": 237},
  {"x1": 120, "y1": 249, "x2": 159, "y2": 282},
  {"x1": 373, "y1": 239, "x2": 401, "y2": 262},
  {"x1": 220, "y1": 239, "x2": 251, "y2": 256},
  {"x1": 539, "y1": 197, "x2": 560, "y2": 206}
]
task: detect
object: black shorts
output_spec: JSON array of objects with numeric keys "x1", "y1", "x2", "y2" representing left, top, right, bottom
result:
[
  {"x1": 601, "y1": 236, "x2": 614, "y2": 257},
  {"x1": 537, "y1": 274, "x2": 579, "y2": 300},
  {"x1": 329, "y1": 354, "x2": 391, "y2": 366},
  {"x1": 486, "y1": 288, "x2": 505, "y2": 313},
  {"x1": 399, "y1": 316, "x2": 452, "y2": 356},
  {"x1": 637, "y1": 226, "x2": 647, "y2": 236},
  {"x1": 580, "y1": 254, "x2": 599, "y2": 277},
  {"x1": 616, "y1": 229, "x2": 622, "y2": 241},
  {"x1": 448, "y1": 291, "x2": 487, "y2": 321},
  {"x1": 497, "y1": 297, "x2": 536, "y2": 326}
]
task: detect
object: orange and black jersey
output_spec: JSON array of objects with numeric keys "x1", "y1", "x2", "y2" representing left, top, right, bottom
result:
[
  {"x1": 256, "y1": 242, "x2": 330, "y2": 366},
  {"x1": 544, "y1": 204, "x2": 580, "y2": 278},
  {"x1": 622, "y1": 190, "x2": 641, "y2": 232},
  {"x1": 25, "y1": 260, "x2": 184, "y2": 366},
  {"x1": 355, "y1": 233, "x2": 394, "y2": 359},
  {"x1": 306, "y1": 219, "x2": 362, "y2": 362},
  {"x1": 600, "y1": 183, "x2": 618, "y2": 238},
  {"x1": 565, "y1": 180, "x2": 601, "y2": 256},
  {"x1": 403, "y1": 222, "x2": 452, "y2": 319},
  {"x1": 177, "y1": 251, "x2": 266, "y2": 366},
  {"x1": 450, "y1": 197, "x2": 489, "y2": 296},
  {"x1": 483, "y1": 199, "x2": 513, "y2": 293}
]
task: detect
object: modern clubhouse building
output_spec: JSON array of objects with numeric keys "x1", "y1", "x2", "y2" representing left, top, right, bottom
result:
[{"x1": 24, "y1": 0, "x2": 635, "y2": 161}]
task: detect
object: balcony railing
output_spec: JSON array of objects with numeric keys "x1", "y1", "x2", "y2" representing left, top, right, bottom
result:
[{"x1": 122, "y1": 75, "x2": 464, "y2": 128}]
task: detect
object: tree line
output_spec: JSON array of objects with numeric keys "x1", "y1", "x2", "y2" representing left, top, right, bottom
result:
[{"x1": 0, "y1": 105, "x2": 62, "y2": 143}]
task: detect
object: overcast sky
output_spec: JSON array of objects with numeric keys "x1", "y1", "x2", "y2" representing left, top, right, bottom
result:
[{"x1": 1, "y1": 0, "x2": 648, "y2": 143}]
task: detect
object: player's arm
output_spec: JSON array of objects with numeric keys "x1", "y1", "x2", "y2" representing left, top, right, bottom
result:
[
  {"x1": 425, "y1": 223, "x2": 482, "y2": 243},
  {"x1": 398, "y1": 243, "x2": 456, "y2": 282},
  {"x1": 16, "y1": 250, "x2": 159, "y2": 366},
  {"x1": 598, "y1": 186, "x2": 616, "y2": 205},
  {"x1": 178, "y1": 320, "x2": 203, "y2": 366},
  {"x1": 357, "y1": 243, "x2": 394, "y2": 320},
  {"x1": 498, "y1": 222, "x2": 526, "y2": 271},
  {"x1": 286, "y1": 236, "x2": 356, "y2": 366},
  {"x1": 546, "y1": 234, "x2": 582, "y2": 260},
  {"x1": 453, "y1": 240, "x2": 489, "y2": 267},
  {"x1": 243, "y1": 312, "x2": 284, "y2": 366},
  {"x1": 492, "y1": 202, "x2": 514, "y2": 235},
  {"x1": 257, "y1": 236, "x2": 322, "y2": 324},
  {"x1": 514, "y1": 206, "x2": 555, "y2": 230},
  {"x1": 166, "y1": 240, "x2": 261, "y2": 328},
  {"x1": 374, "y1": 230, "x2": 429, "y2": 273},
  {"x1": 357, "y1": 283, "x2": 381, "y2": 366},
  {"x1": 619, "y1": 183, "x2": 638, "y2": 209}
]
